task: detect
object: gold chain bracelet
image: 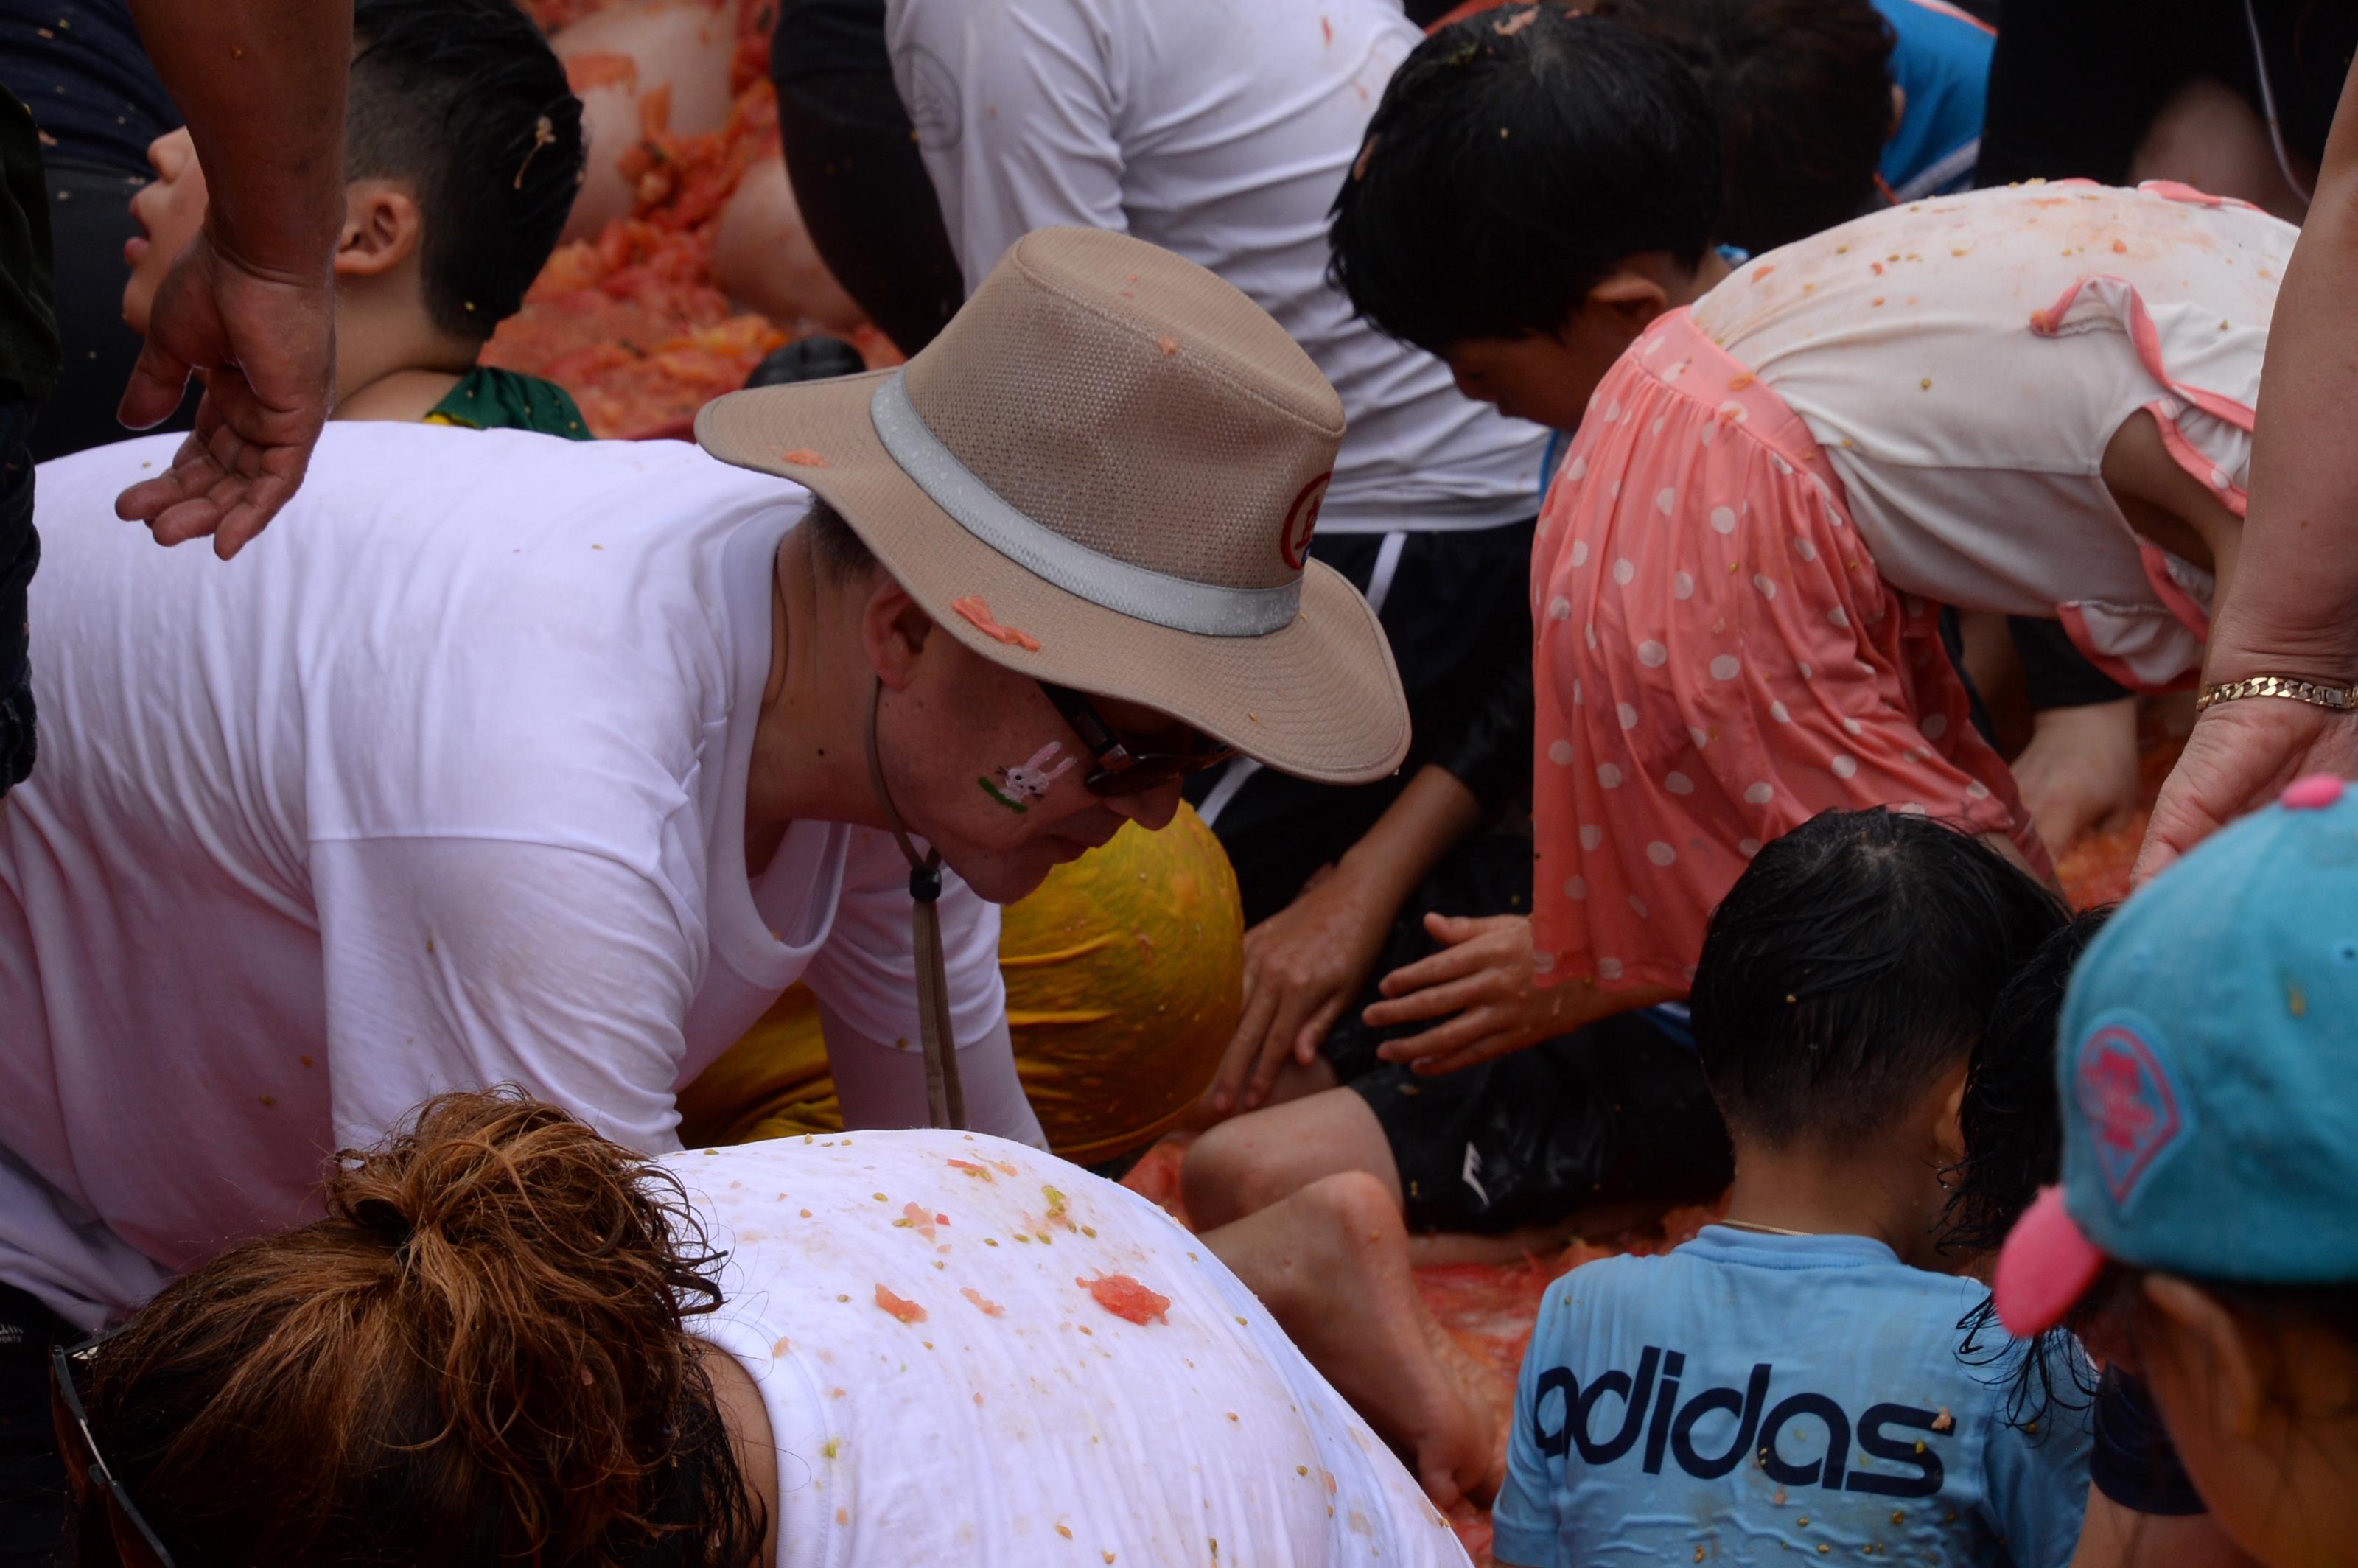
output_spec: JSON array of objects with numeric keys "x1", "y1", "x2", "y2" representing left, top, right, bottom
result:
[{"x1": 2194, "y1": 673, "x2": 2358, "y2": 714}]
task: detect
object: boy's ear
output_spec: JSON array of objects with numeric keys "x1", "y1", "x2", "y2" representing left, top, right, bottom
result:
[
  {"x1": 2141, "y1": 1273, "x2": 2272, "y2": 1438},
  {"x1": 1930, "y1": 1061, "x2": 1970, "y2": 1166},
  {"x1": 333, "y1": 179, "x2": 426, "y2": 279},
  {"x1": 1580, "y1": 270, "x2": 1674, "y2": 340}
]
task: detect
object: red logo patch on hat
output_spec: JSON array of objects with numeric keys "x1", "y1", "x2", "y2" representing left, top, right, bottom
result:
[
  {"x1": 2073, "y1": 1021, "x2": 2186, "y2": 1208},
  {"x1": 1278, "y1": 472, "x2": 1332, "y2": 571}
]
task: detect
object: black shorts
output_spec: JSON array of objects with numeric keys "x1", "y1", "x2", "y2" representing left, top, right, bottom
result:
[
  {"x1": 1347, "y1": 1011, "x2": 1729, "y2": 1233},
  {"x1": 1323, "y1": 833, "x2": 1731, "y2": 1233}
]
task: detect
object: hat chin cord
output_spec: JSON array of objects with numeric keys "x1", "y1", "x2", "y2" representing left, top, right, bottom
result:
[{"x1": 867, "y1": 675, "x2": 966, "y2": 1130}]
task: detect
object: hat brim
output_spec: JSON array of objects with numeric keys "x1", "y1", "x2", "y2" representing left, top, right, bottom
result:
[
  {"x1": 696, "y1": 373, "x2": 1410, "y2": 785},
  {"x1": 1993, "y1": 1186, "x2": 2109, "y2": 1337}
]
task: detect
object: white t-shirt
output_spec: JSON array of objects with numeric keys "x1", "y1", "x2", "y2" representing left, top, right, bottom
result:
[
  {"x1": 674, "y1": 1130, "x2": 1471, "y2": 1567},
  {"x1": 0, "y1": 426, "x2": 1029, "y2": 1329},
  {"x1": 1688, "y1": 181, "x2": 2292, "y2": 689},
  {"x1": 886, "y1": 0, "x2": 1549, "y2": 535}
]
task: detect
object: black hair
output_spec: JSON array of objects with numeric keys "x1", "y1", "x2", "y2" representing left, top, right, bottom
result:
[
  {"x1": 346, "y1": 0, "x2": 585, "y2": 342},
  {"x1": 802, "y1": 495, "x2": 878, "y2": 581},
  {"x1": 1944, "y1": 907, "x2": 2115, "y2": 1259},
  {"x1": 1595, "y1": 0, "x2": 1895, "y2": 254},
  {"x1": 1943, "y1": 909, "x2": 2113, "y2": 1432},
  {"x1": 1689, "y1": 808, "x2": 2069, "y2": 1152},
  {"x1": 1327, "y1": 4, "x2": 1720, "y2": 355}
]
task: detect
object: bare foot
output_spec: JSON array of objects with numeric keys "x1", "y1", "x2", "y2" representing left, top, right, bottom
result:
[
  {"x1": 1203, "y1": 1172, "x2": 1499, "y2": 1506},
  {"x1": 2012, "y1": 696, "x2": 2141, "y2": 856}
]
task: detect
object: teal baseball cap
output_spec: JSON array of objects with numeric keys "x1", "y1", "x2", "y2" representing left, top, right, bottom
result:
[{"x1": 1995, "y1": 773, "x2": 2358, "y2": 1335}]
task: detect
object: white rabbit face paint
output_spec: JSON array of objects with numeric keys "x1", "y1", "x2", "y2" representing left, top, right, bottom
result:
[{"x1": 976, "y1": 741, "x2": 1078, "y2": 815}]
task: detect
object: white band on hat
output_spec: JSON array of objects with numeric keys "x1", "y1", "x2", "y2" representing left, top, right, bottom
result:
[{"x1": 870, "y1": 371, "x2": 1302, "y2": 637}]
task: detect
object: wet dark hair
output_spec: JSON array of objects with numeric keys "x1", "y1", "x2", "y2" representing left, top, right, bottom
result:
[
  {"x1": 70, "y1": 1091, "x2": 762, "y2": 1567},
  {"x1": 1690, "y1": 808, "x2": 2069, "y2": 1152},
  {"x1": 1944, "y1": 909, "x2": 2113, "y2": 1429},
  {"x1": 347, "y1": 0, "x2": 585, "y2": 342},
  {"x1": 1327, "y1": 4, "x2": 1720, "y2": 355},
  {"x1": 1943, "y1": 907, "x2": 2114, "y2": 1259},
  {"x1": 1595, "y1": 0, "x2": 1895, "y2": 254}
]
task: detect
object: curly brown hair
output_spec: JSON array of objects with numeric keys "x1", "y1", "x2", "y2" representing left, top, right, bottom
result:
[{"x1": 69, "y1": 1090, "x2": 765, "y2": 1567}]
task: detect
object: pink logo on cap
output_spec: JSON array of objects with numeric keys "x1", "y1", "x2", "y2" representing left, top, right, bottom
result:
[
  {"x1": 2074, "y1": 1024, "x2": 2184, "y2": 1208},
  {"x1": 2281, "y1": 774, "x2": 2345, "y2": 811}
]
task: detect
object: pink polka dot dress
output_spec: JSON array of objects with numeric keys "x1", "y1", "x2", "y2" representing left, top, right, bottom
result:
[{"x1": 1532, "y1": 182, "x2": 2289, "y2": 992}]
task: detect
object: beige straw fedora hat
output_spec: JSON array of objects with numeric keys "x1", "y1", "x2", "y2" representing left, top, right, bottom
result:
[{"x1": 695, "y1": 226, "x2": 1408, "y2": 785}]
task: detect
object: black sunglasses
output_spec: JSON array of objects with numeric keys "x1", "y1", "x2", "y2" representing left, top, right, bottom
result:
[
  {"x1": 1038, "y1": 682, "x2": 1236, "y2": 796},
  {"x1": 51, "y1": 1334, "x2": 175, "y2": 1568}
]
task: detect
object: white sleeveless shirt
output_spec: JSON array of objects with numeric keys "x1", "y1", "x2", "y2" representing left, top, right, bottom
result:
[{"x1": 1690, "y1": 181, "x2": 2293, "y2": 688}]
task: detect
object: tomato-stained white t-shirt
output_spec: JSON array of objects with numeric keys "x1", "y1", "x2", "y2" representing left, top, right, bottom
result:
[{"x1": 674, "y1": 1129, "x2": 1471, "y2": 1567}]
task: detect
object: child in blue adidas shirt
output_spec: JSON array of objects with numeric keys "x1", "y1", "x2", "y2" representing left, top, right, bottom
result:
[{"x1": 1492, "y1": 808, "x2": 2092, "y2": 1567}]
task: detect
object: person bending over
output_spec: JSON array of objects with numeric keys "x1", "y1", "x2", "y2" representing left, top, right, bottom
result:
[
  {"x1": 1329, "y1": 9, "x2": 2282, "y2": 1018},
  {"x1": 1994, "y1": 772, "x2": 2358, "y2": 1568},
  {"x1": 0, "y1": 229, "x2": 1406, "y2": 1471},
  {"x1": 121, "y1": 0, "x2": 592, "y2": 440},
  {"x1": 52, "y1": 1090, "x2": 1467, "y2": 1566},
  {"x1": 1493, "y1": 808, "x2": 2089, "y2": 1567}
]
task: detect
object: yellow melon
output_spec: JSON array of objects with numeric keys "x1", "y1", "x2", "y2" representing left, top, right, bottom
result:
[{"x1": 677, "y1": 803, "x2": 1243, "y2": 1163}]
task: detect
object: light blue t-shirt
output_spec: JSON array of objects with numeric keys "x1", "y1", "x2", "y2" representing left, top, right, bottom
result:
[
  {"x1": 1876, "y1": 0, "x2": 1995, "y2": 201},
  {"x1": 1492, "y1": 1227, "x2": 2091, "y2": 1568}
]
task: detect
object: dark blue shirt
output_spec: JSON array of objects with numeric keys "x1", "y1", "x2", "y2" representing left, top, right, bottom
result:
[{"x1": 0, "y1": 0, "x2": 177, "y2": 175}]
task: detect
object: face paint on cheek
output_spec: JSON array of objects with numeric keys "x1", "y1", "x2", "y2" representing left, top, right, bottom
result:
[{"x1": 977, "y1": 741, "x2": 1077, "y2": 815}]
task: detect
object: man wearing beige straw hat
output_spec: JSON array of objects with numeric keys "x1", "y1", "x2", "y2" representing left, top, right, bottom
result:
[{"x1": 0, "y1": 228, "x2": 1407, "y2": 1345}]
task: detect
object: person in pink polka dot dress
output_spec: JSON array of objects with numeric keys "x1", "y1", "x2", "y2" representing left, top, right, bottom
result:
[
  {"x1": 1333, "y1": 6, "x2": 2286, "y2": 1041},
  {"x1": 1525, "y1": 178, "x2": 2281, "y2": 995}
]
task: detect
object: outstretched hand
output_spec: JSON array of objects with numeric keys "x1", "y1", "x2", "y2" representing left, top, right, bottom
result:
[
  {"x1": 1211, "y1": 864, "x2": 1395, "y2": 1114},
  {"x1": 113, "y1": 230, "x2": 335, "y2": 559},
  {"x1": 2135, "y1": 698, "x2": 2358, "y2": 884},
  {"x1": 1362, "y1": 911, "x2": 1639, "y2": 1077}
]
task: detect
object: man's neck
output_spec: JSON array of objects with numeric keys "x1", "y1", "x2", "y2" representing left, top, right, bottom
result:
[
  {"x1": 742, "y1": 531, "x2": 886, "y2": 872},
  {"x1": 1721, "y1": 1138, "x2": 1945, "y2": 1267}
]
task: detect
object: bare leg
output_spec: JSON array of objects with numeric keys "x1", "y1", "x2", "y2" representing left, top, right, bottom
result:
[
  {"x1": 1204, "y1": 1172, "x2": 1502, "y2": 1508},
  {"x1": 1404, "y1": 1189, "x2": 1674, "y2": 1267},
  {"x1": 1175, "y1": 1052, "x2": 1337, "y2": 1134},
  {"x1": 1182, "y1": 1085, "x2": 1397, "y2": 1230}
]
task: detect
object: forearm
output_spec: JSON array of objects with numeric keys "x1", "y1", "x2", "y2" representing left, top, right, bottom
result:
[
  {"x1": 1329, "y1": 763, "x2": 1483, "y2": 916},
  {"x1": 127, "y1": 0, "x2": 349, "y2": 279},
  {"x1": 2205, "y1": 53, "x2": 2358, "y2": 682}
]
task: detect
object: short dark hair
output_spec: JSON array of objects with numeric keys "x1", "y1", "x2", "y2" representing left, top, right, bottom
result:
[
  {"x1": 347, "y1": 0, "x2": 585, "y2": 342},
  {"x1": 802, "y1": 496, "x2": 879, "y2": 581},
  {"x1": 1595, "y1": 0, "x2": 1894, "y2": 254},
  {"x1": 1690, "y1": 809, "x2": 2068, "y2": 1152},
  {"x1": 1327, "y1": 4, "x2": 1719, "y2": 355}
]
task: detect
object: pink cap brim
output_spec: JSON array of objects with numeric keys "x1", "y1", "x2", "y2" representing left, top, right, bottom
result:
[{"x1": 1993, "y1": 1185, "x2": 2107, "y2": 1336}]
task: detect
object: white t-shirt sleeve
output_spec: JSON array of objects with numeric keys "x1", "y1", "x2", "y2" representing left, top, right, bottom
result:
[
  {"x1": 312, "y1": 837, "x2": 699, "y2": 1155},
  {"x1": 889, "y1": 0, "x2": 1129, "y2": 288}
]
